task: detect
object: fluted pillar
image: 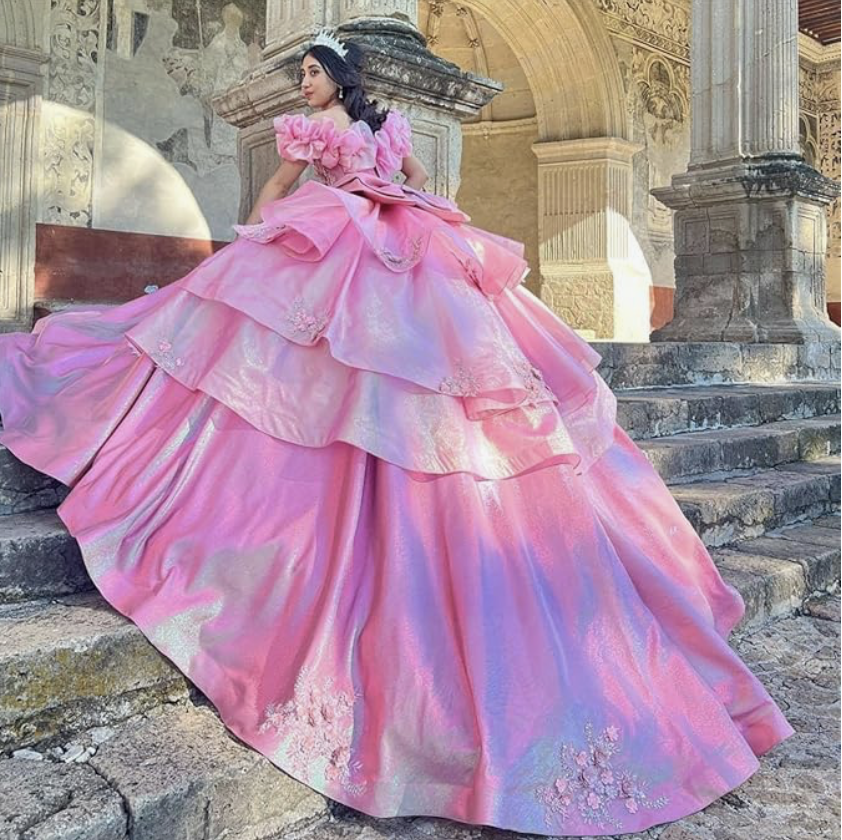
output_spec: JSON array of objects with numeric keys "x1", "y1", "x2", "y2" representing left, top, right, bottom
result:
[
  {"x1": 654, "y1": 0, "x2": 840, "y2": 344},
  {"x1": 534, "y1": 137, "x2": 648, "y2": 341},
  {"x1": 691, "y1": 0, "x2": 800, "y2": 166},
  {"x1": 0, "y1": 45, "x2": 46, "y2": 333},
  {"x1": 214, "y1": 0, "x2": 499, "y2": 220}
]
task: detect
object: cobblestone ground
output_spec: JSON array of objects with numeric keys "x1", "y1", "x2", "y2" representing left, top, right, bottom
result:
[{"x1": 287, "y1": 595, "x2": 841, "y2": 840}]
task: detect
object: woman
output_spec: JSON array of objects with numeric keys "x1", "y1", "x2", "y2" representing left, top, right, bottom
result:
[{"x1": 0, "y1": 30, "x2": 792, "y2": 837}]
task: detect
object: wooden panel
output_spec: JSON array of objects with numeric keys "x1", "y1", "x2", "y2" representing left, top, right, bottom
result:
[{"x1": 799, "y1": 0, "x2": 840, "y2": 45}]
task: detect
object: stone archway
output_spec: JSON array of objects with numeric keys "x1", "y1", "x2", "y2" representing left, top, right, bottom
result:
[
  {"x1": 456, "y1": 0, "x2": 629, "y2": 144},
  {"x1": 0, "y1": 0, "x2": 45, "y2": 331},
  {"x1": 426, "y1": 0, "x2": 649, "y2": 339}
]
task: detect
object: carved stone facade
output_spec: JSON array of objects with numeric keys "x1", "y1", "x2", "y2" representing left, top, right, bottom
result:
[
  {"x1": 1, "y1": 0, "x2": 839, "y2": 337},
  {"x1": 41, "y1": 0, "x2": 101, "y2": 228},
  {"x1": 800, "y1": 36, "x2": 841, "y2": 316}
]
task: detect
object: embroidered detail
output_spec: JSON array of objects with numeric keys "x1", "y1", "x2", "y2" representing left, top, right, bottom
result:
[
  {"x1": 514, "y1": 358, "x2": 556, "y2": 406},
  {"x1": 536, "y1": 723, "x2": 669, "y2": 831},
  {"x1": 233, "y1": 221, "x2": 287, "y2": 244},
  {"x1": 259, "y1": 671, "x2": 366, "y2": 795},
  {"x1": 376, "y1": 236, "x2": 424, "y2": 271},
  {"x1": 439, "y1": 362, "x2": 481, "y2": 397},
  {"x1": 150, "y1": 338, "x2": 185, "y2": 371},
  {"x1": 287, "y1": 297, "x2": 328, "y2": 341}
]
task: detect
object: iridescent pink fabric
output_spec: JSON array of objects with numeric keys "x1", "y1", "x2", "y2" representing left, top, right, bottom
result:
[{"x1": 0, "y1": 109, "x2": 792, "y2": 837}]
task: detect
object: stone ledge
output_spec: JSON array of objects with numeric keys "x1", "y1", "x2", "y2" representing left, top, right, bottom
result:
[
  {"x1": 0, "y1": 593, "x2": 188, "y2": 751},
  {"x1": 0, "y1": 703, "x2": 327, "y2": 840},
  {"x1": 617, "y1": 382, "x2": 841, "y2": 441},
  {"x1": 671, "y1": 457, "x2": 840, "y2": 546},
  {"x1": 639, "y1": 414, "x2": 840, "y2": 482},
  {"x1": 0, "y1": 510, "x2": 90, "y2": 603}
]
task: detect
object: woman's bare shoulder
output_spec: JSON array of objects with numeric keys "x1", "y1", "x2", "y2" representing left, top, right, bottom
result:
[{"x1": 309, "y1": 106, "x2": 353, "y2": 131}]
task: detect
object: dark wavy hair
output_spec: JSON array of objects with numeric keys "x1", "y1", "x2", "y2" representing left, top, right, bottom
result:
[{"x1": 304, "y1": 41, "x2": 389, "y2": 133}]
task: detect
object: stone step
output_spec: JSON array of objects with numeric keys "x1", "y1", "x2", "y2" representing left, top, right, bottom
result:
[
  {"x1": 618, "y1": 382, "x2": 840, "y2": 441},
  {"x1": 596, "y1": 341, "x2": 840, "y2": 389},
  {"x1": 0, "y1": 703, "x2": 327, "y2": 840},
  {"x1": 0, "y1": 443, "x2": 68, "y2": 515},
  {"x1": 0, "y1": 592, "x2": 188, "y2": 752},
  {"x1": 1, "y1": 513, "x2": 837, "y2": 756},
  {"x1": 0, "y1": 510, "x2": 92, "y2": 603},
  {"x1": 671, "y1": 456, "x2": 841, "y2": 547},
  {"x1": 639, "y1": 413, "x2": 840, "y2": 483},
  {"x1": 0, "y1": 589, "x2": 838, "y2": 840},
  {"x1": 712, "y1": 513, "x2": 841, "y2": 632}
]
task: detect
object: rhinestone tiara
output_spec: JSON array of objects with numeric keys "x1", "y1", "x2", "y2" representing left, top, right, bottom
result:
[{"x1": 312, "y1": 28, "x2": 348, "y2": 59}]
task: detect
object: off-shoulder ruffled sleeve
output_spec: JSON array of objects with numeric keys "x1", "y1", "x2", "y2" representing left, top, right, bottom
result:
[
  {"x1": 274, "y1": 113, "x2": 337, "y2": 164},
  {"x1": 374, "y1": 110, "x2": 413, "y2": 180}
]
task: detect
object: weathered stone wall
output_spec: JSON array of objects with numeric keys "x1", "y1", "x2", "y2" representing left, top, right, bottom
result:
[
  {"x1": 458, "y1": 121, "x2": 540, "y2": 295},
  {"x1": 40, "y1": 0, "x2": 265, "y2": 244}
]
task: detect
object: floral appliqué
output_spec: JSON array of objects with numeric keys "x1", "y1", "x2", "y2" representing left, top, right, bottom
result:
[
  {"x1": 233, "y1": 221, "x2": 287, "y2": 244},
  {"x1": 439, "y1": 362, "x2": 481, "y2": 397},
  {"x1": 536, "y1": 723, "x2": 668, "y2": 831},
  {"x1": 376, "y1": 236, "x2": 424, "y2": 271},
  {"x1": 259, "y1": 671, "x2": 366, "y2": 796},
  {"x1": 514, "y1": 358, "x2": 556, "y2": 406},
  {"x1": 150, "y1": 338, "x2": 184, "y2": 371},
  {"x1": 287, "y1": 297, "x2": 328, "y2": 342}
]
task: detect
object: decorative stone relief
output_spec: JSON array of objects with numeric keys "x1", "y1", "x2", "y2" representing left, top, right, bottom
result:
[
  {"x1": 43, "y1": 109, "x2": 95, "y2": 226},
  {"x1": 339, "y1": 0, "x2": 417, "y2": 23},
  {"x1": 42, "y1": 0, "x2": 102, "y2": 228},
  {"x1": 595, "y1": 0, "x2": 689, "y2": 61},
  {"x1": 820, "y1": 110, "x2": 840, "y2": 261},
  {"x1": 800, "y1": 56, "x2": 840, "y2": 264}
]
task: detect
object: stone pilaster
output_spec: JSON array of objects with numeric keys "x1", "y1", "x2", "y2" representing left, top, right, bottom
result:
[
  {"x1": 215, "y1": 2, "x2": 498, "y2": 219},
  {"x1": 654, "y1": 0, "x2": 840, "y2": 345},
  {"x1": 0, "y1": 45, "x2": 47, "y2": 333},
  {"x1": 533, "y1": 137, "x2": 647, "y2": 341}
]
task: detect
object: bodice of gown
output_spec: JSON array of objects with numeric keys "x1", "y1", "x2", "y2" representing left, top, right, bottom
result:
[{"x1": 274, "y1": 110, "x2": 413, "y2": 185}]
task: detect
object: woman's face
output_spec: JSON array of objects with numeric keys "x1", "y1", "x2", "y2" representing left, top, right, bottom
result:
[{"x1": 299, "y1": 54, "x2": 339, "y2": 109}]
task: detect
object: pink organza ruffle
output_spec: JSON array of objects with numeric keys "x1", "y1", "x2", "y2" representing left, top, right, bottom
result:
[
  {"x1": 273, "y1": 110, "x2": 412, "y2": 182},
  {"x1": 373, "y1": 110, "x2": 413, "y2": 180}
]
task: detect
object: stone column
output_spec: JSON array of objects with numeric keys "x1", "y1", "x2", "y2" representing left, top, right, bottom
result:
[
  {"x1": 533, "y1": 137, "x2": 648, "y2": 341},
  {"x1": 214, "y1": 1, "x2": 499, "y2": 221},
  {"x1": 0, "y1": 45, "x2": 46, "y2": 333},
  {"x1": 652, "y1": 0, "x2": 840, "y2": 344}
]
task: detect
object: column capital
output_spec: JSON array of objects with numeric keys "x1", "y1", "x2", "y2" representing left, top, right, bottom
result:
[{"x1": 532, "y1": 137, "x2": 643, "y2": 165}]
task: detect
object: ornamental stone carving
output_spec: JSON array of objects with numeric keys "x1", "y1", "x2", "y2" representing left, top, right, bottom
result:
[
  {"x1": 595, "y1": 0, "x2": 689, "y2": 61},
  {"x1": 42, "y1": 0, "x2": 102, "y2": 228}
]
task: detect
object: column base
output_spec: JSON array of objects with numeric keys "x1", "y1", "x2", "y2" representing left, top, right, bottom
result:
[
  {"x1": 653, "y1": 158, "x2": 841, "y2": 345},
  {"x1": 540, "y1": 262, "x2": 651, "y2": 342}
]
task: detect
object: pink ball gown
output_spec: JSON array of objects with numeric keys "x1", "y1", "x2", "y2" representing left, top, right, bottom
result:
[{"x1": 0, "y1": 109, "x2": 793, "y2": 836}]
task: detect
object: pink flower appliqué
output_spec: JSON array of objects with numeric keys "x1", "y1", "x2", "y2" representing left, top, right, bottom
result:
[
  {"x1": 286, "y1": 297, "x2": 329, "y2": 342},
  {"x1": 535, "y1": 723, "x2": 669, "y2": 831},
  {"x1": 259, "y1": 669, "x2": 366, "y2": 796},
  {"x1": 374, "y1": 110, "x2": 413, "y2": 180},
  {"x1": 275, "y1": 114, "x2": 334, "y2": 164},
  {"x1": 151, "y1": 337, "x2": 184, "y2": 372},
  {"x1": 439, "y1": 362, "x2": 482, "y2": 397}
]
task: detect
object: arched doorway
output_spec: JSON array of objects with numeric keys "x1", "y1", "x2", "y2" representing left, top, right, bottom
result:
[{"x1": 420, "y1": 0, "x2": 652, "y2": 340}]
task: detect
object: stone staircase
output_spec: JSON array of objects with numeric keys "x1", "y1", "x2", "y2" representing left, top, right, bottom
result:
[{"x1": 0, "y1": 340, "x2": 839, "y2": 839}]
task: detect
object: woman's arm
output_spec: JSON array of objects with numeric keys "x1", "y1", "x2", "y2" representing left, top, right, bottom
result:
[
  {"x1": 245, "y1": 158, "x2": 309, "y2": 224},
  {"x1": 401, "y1": 154, "x2": 429, "y2": 190}
]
